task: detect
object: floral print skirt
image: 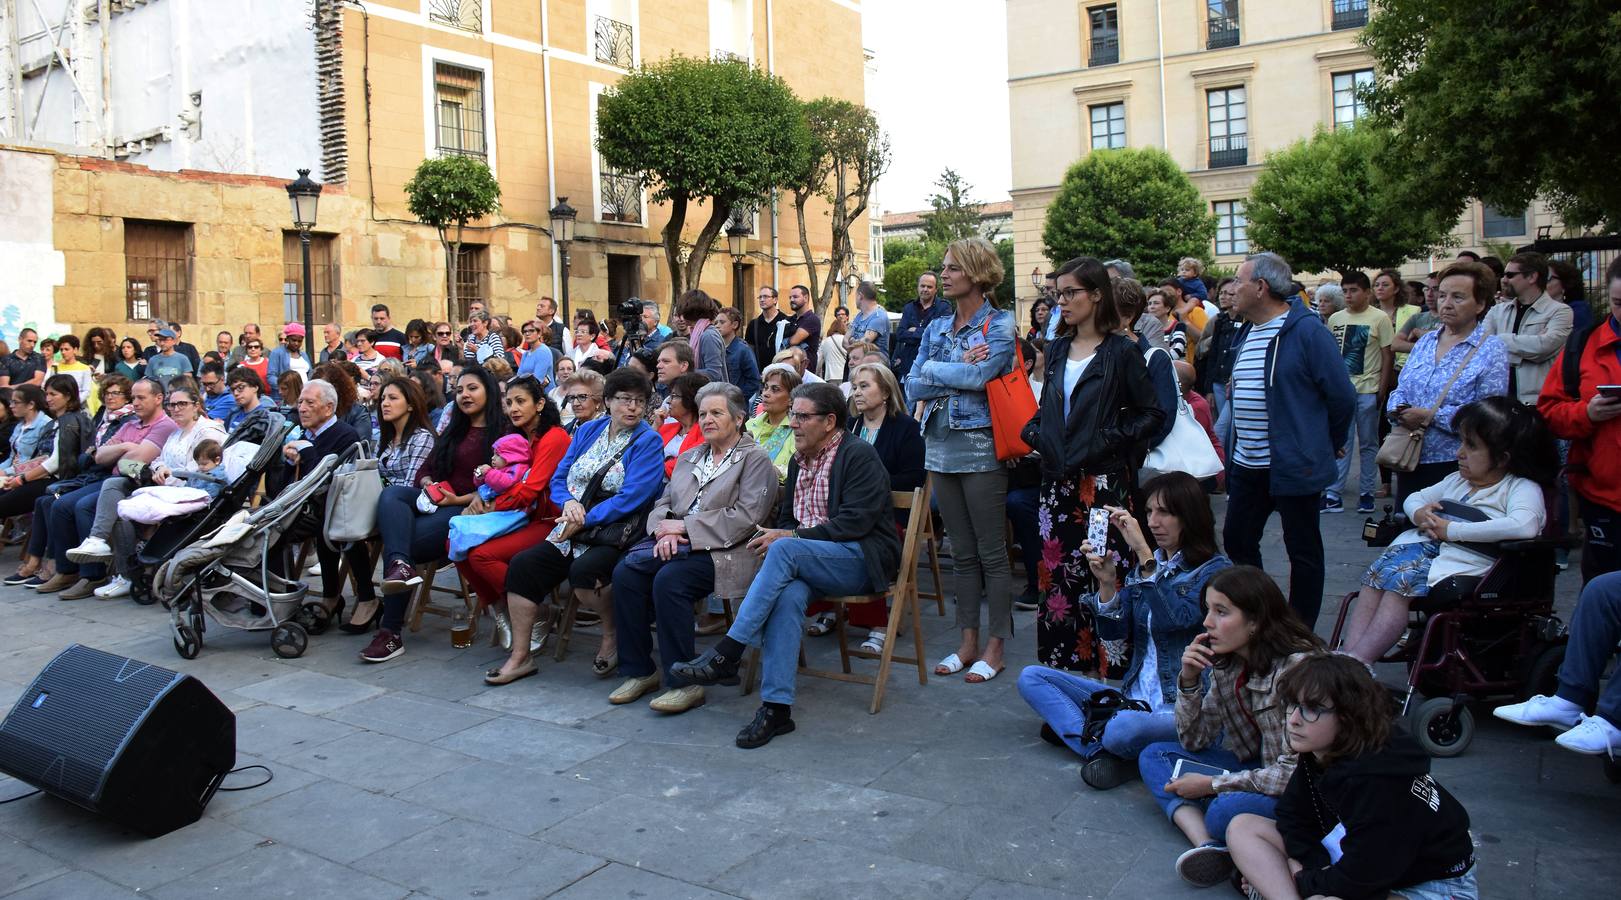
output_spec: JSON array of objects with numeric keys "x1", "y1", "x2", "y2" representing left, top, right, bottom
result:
[
  {"x1": 1036, "y1": 473, "x2": 1134, "y2": 678},
  {"x1": 1362, "y1": 540, "x2": 1442, "y2": 597}
]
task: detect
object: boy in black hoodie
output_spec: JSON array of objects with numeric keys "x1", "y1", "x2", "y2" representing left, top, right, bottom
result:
[{"x1": 1227, "y1": 654, "x2": 1476, "y2": 900}]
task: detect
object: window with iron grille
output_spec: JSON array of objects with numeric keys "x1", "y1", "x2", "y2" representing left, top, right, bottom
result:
[
  {"x1": 1207, "y1": 86, "x2": 1248, "y2": 168},
  {"x1": 447, "y1": 244, "x2": 489, "y2": 321},
  {"x1": 282, "y1": 232, "x2": 339, "y2": 325},
  {"x1": 1090, "y1": 102, "x2": 1126, "y2": 150},
  {"x1": 124, "y1": 221, "x2": 193, "y2": 323},
  {"x1": 1087, "y1": 5, "x2": 1118, "y2": 66},
  {"x1": 434, "y1": 62, "x2": 487, "y2": 160},
  {"x1": 1332, "y1": 69, "x2": 1374, "y2": 127},
  {"x1": 1215, "y1": 200, "x2": 1249, "y2": 256},
  {"x1": 600, "y1": 165, "x2": 643, "y2": 224},
  {"x1": 594, "y1": 15, "x2": 635, "y2": 69},
  {"x1": 1482, "y1": 204, "x2": 1527, "y2": 239},
  {"x1": 1332, "y1": 0, "x2": 1369, "y2": 31},
  {"x1": 428, "y1": 0, "x2": 481, "y2": 32},
  {"x1": 1207, "y1": 0, "x2": 1239, "y2": 49}
]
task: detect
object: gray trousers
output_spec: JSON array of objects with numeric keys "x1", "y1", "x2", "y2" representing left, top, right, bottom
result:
[
  {"x1": 89, "y1": 476, "x2": 142, "y2": 578},
  {"x1": 932, "y1": 467, "x2": 1013, "y2": 640}
]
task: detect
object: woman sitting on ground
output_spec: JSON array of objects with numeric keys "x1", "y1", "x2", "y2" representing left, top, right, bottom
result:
[
  {"x1": 1136, "y1": 566, "x2": 1323, "y2": 889},
  {"x1": 608, "y1": 382, "x2": 780, "y2": 713},
  {"x1": 485, "y1": 368, "x2": 664, "y2": 685},
  {"x1": 657, "y1": 372, "x2": 709, "y2": 478},
  {"x1": 746, "y1": 363, "x2": 801, "y2": 481},
  {"x1": 1019, "y1": 472, "x2": 1232, "y2": 791},
  {"x1": 1340, "y1": 396, "x2": 1554, "y2": 664},
  {"x1": 1227, "y1": 654, "x2": 1477, "y2": 900}
]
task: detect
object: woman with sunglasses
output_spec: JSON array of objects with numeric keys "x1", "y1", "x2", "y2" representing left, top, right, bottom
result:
[
  {"x1": 515, "y1": 319, "x2": 557, "y2": 385},
  {"x1": 239, "y1": 337, "x2": 271, "y2": 392}
]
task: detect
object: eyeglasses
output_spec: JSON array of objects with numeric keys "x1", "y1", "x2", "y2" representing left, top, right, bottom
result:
[
  {"x1": 787, "y1": 410, "x2": 831, "y2": 423},
  {"x1": 1504, "y1": 269, "x2": 1525, "y2": 279},
  {"x1": 1286, "y1": 702, "x2": 1336, "y2": 723},
  {"x1": 522, "y1": 328, "x2": 539, "y2": 334},
  {"x1": 247, "y1": 344, "x2": 263, "y2": 350},
  {"x1": 564, "y1": 394, "x2": 595, "y2": 404},
  {"x1": 436, "y1": 331, "x2": 452, "y2": 337},
  {"x1": 104, "y1": 389, "x2": 127, "y2": 398},
  {"x1": 1055, "y1": 287, "x2": 1091, "y2": 302},
  {"x1": 165, "y1": 400, "x2": 196, "y2": 408},
  {"x1": 608, "y1": 394, "x2": 647, "y2": 408}
]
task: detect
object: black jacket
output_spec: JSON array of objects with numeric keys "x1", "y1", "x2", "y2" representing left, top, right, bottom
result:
[
  {"x1": 1279, "y1": 733, "x2": 1474, "y2": 900},
  {"x1": 49, "y1": 411, "x2": 94, "y2": 481},
  {"x1": 292, "y1": 418, "x2": 362, "y2": 480},
  {"x1": 1022, "y1": 332, "x2": 1164, "y2": 480},
  {"x1": 777, "y1": 435, "x2": 901, "y2": 593},
  {"x1": 845, "y1": 411, "x2": 925, "y2": 493}
]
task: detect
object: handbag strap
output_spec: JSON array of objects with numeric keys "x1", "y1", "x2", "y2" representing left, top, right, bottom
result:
[
  {"x1": 1430, "y1": 338, "x2": 1484, "y2": 414},
  {"x1": 578, "y1": 430, "x2": 635, "y2": 509}
]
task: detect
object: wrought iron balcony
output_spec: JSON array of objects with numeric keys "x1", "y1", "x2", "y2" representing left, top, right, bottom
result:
[
  {"x1": 595, "y1": 15, "x2": 634, "y2": 69},
  {"x1": 1207, "y1": 15, "x2": 1240, "y2": 49},
  {"x1": 600, "y1": 170, "x2": 643, "y2": 224},
  {"x1": 1089, "y1": 34, "x2": 1118, "y2": 66},
  {"x1": 1207, "y1": 133, "x2": 1249, "y2": 169},
  {"x1": 428, "y1": 0, "x2": 481, "y2": 32},
  {"x1": 1332, "y1": 1, "x2": 1369, "y2": 30}
]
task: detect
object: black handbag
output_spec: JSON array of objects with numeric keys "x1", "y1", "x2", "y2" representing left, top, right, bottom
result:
[
  {"x1": 1078, "y1": 688, "x2": 1152, "y2": 745},
  {"x1": 573, "y1": 437, "x2": 650, "y2": 550}
]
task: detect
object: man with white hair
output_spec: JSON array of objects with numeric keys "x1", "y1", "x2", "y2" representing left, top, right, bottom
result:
[
  {"x1": 1219, "y1": 252, "x2": 1356, "y2": 629},
  {"x1": 269, "y1": 379, "x2": 369, "y2": 621}
]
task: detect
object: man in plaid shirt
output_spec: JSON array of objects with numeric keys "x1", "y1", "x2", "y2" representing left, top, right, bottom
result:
[{"x1": 673, "y1": 383, "x2": 901, "y2": 749}]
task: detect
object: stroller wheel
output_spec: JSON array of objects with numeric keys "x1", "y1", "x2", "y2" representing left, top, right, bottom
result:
[
  {"x1": 173, "y1": 625, "x2": 201, "y2": 660},
  {"x1": 296, "y1": 602, "x2": 333, "y2": 636},
  {"x1": 1410, "y1": 696, "x2": 1475, "y2": 758},
  {"x1": 271, "y1": 623, "x2": 308, "y2": 659}
]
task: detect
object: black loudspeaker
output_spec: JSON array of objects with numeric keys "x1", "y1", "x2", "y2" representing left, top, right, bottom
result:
[{"x1": 0, "y1": 644, "x2": 235, "y2": 837}]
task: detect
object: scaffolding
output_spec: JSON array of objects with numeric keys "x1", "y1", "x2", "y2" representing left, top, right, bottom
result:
[{"x1": 0, "y1": 0, "x2": 117, "y2": 154}]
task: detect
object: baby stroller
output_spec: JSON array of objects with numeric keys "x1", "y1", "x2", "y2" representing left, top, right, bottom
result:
[
  {"x1": 1330, "y1": 536, "x2": 1569, "y2": 758},
  {"x1": 151, "y1": 447, "x2": 350, "y2": 660}
]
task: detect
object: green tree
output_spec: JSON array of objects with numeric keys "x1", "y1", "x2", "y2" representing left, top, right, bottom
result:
[
  {"x1": 920, "y1": 168, "x2": 986, "y2": 245},
  {"x1": 994, "y1": 238, "x2": 1016, "y2": 308},
  {"x1": 1362, "y1": 0, "x2": 1621, "y2": 229},
  {"x1": 403, "y1": 154, "x2": 501, "y2": 323},
  {"x1": 883, "y1": 236, "x2": 926, "y2": 268},
  {"x1": 1245, "y1": 125, "x2": 1455, "y2": 274},
  {"x1": 1042, "y1": 148, "x2": 1215, "y2": 282},
  {"x1": 786, "y1": 97, "x2": 890, "y2": 317},
  {"x1": 597, "y1": 56, "x2": 810, "y2": 292},
  {"x1": 882, "y1": 255, "x2": 929, "y2": 311}
]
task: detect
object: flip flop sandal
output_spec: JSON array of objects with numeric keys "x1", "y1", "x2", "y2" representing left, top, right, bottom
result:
[
  {"x1": 484, "y1": 663, "x2": 538, "y2": 686},
  {"x1": 964, "y1": 660, "x2": 1005, "y2": 684},
  {"x1": 934, "y1": 653, "x2": 968, "y2": 676}
]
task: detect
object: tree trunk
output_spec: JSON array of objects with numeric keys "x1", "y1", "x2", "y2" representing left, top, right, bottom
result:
[
  {"x1": 440, "y1": 225, "x2": 457, "y2": 326},
  {"x1": 793, "y1": 187, "x2": 822, "y2": 310},
  {"x1": 662, "y1": 195, "x2": 689, "y2": 304},
  {"x1": 684, "y1": 201, "x2": 732, "y2": 293}
]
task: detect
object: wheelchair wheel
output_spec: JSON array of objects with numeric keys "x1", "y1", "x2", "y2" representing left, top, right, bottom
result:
[
  {"x1": 1517, "y1": 643, "x2": 1566, "y2": 701},
  {"x1": 1411, "y1": 697, "x2": 1474, "y2": 757},
  {"x1": 295, "y1": 601, "x2": 332, "y2": 636},
  {"x1": 271, "y1": 623, "x2": 308, "y2": 659}
]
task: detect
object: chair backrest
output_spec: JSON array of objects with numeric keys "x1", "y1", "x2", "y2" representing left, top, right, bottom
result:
[{"x1": 889, "y1": 485, "x2": 928, "y2": 598}]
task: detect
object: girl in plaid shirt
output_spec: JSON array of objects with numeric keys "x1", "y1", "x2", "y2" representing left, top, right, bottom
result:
[{"x1": 1137, "y1": 566, "x2": 1324, "y2": 889}]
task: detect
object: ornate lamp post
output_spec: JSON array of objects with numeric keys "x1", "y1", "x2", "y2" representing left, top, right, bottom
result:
[
  {"x1": 548, "y1": 196, "x2": 578, "y2": 326},
  {"x1": 727, "y1": 220, "x2": 750, "y2": 309},
  {"x1": 285, "y1": 168, "x2": 322, "y2": 366}
]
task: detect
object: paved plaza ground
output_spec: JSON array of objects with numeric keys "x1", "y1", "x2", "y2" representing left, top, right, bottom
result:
[{"x1": 0, "y1": 502, "x2": 1617, "y2": 899}]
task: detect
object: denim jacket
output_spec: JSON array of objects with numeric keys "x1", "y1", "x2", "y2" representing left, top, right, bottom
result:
[
  {"x1": 904, "y1": 302, "x2": 1016, "y2": 430},
  {"x1": 1089, "y1": 552, "x2": 1232, "y2": 705}
]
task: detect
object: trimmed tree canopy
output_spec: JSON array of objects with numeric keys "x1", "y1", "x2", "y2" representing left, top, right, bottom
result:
[
  {"x1": 1362, "y1": 0, "x2": 1621, "y2": 229},
  {"x1": 1043, "y1": 148, "x2": 1214, "y2": 282},
  {"x1": 402, "y1": 154, "x2": 501, "y2": 322},
  {"x1": 1245, "y1": 125, "x2": 1455, "y2": 274}
]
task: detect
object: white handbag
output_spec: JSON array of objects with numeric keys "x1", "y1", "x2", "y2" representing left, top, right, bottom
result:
[
  {"x1": 1139, "y1": 348, "x2": 1224, "y2": 481},
  {"x1": 323, "y1": 448, "x2": 383, "y2": 543}
]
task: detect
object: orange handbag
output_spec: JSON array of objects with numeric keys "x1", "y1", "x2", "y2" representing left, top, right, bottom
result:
[{"x1": 982, "y1": 318, "x2": 1038, "y2": 461}]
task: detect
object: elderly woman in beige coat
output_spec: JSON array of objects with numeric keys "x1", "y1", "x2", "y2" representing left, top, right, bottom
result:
[{"x1": 608, "y1": 382, "x2": 780, "y2": 713}]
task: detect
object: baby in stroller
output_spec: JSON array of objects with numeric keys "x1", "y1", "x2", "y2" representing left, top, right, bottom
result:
[
  {"x1": 476, "y1": 433, "x2": 532, "y2": 502},
  {"x1": 172, "y1": 439, "x2": 228, "y2": 499}
]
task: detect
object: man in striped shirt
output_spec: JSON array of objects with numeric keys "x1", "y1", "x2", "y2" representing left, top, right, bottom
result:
[{"x1": 1219, "y1": 252, "x2": 1356, "y2": 628}]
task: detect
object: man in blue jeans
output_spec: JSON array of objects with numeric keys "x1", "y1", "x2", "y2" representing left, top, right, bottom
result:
[
  {"x1": 671, "y1": 383, "x2": 900, "y2": 749},
  {"x1": 1494, "y1": 571, "x2": 1621, "y2": 756}
]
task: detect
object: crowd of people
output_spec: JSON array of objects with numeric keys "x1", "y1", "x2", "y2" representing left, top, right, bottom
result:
[{"x1": 4, "y1": 234, "x2": 1620, "y2": 899}]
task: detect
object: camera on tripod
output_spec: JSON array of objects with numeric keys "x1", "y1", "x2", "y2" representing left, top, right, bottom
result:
[{"x1": 618, "y1": 296, "x2": 646, "y2": 344}]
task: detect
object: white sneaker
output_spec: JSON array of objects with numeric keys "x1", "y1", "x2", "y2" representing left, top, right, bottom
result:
[
  {"x1": 307, "y1": 562, "x2": 322, "y2": 576},
  {"x1": 1554, "y1": 715, "x2": 1621, "y2": 757},
  {"x1": 1493, "y1": 694, "x2": 1582, "y2": 730},
  {"x1": 65, "y1": 536, "x2": 113, "y2": 563},
  {"x1": 93, "y1": 576, "x2": 132, "y2": 599}
]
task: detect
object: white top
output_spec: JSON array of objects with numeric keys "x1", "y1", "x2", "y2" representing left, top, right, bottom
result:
[
  {"x1": 1230, "y1": 314, "x2": 1287, "y2": 468},
  {"x1": 1060, "y1": 353, "x2": 1094, "y2": 417},
  {"x1": 158, "y1": 420, "x2": 228, "y2": 476},
  {"x1": 1396, "y1": 471, "x2": 1545, "y2": 585}
]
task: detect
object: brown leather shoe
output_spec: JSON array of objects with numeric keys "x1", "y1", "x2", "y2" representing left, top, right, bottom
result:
[
  {"x1": 57, "y1": 578, "x2": 104, "y2": 601},
  {"x1": 32, "y1": 573, "x2": 79, "y2": 594}
]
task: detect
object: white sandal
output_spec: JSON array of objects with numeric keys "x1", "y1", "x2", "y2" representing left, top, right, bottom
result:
[
  {"x1": 934, "y1": 653, "x2": 966, "y2": 676},
  {"x1": 859, "y1": 630, "x2": 886, "y2": 654},
  {"x1": 805, "y1": 612, "x2": 836, "y2": 637},
  {"x1": 965, "y1": 660, "x2": 1005, "y2": 683}
]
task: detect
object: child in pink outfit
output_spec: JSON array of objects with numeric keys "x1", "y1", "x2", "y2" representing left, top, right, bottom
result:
[{"x1": 477, "y1": 433, "x2": 533, "y2": 502}]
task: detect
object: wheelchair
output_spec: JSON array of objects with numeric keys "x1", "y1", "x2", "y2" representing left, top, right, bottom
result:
[{"x1": 1329, "y1": 536, "x2": 1569, "y2": 758}]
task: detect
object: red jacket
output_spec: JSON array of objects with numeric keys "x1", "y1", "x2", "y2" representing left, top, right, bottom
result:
[
  {"x1": 491, "y1": 426, "x2": 570, "y2": 517},
  {"x1": 1539, "y1": 319, "x2": 1621, "y2": 511}
]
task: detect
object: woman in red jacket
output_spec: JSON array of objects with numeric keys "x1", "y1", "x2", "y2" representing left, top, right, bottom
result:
[{"x1": 457, "y1": 375, "x2": 572, "y2": 651}]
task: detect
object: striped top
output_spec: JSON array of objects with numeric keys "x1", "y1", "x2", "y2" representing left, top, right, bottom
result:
[{"x1": 1230, "y1": 314, "x2": 1287, "y2": 468}]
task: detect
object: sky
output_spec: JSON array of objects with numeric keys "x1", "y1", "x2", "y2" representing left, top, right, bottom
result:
[{"x1": 862, "y1": 0, "x2": 1012, "y2": 216}]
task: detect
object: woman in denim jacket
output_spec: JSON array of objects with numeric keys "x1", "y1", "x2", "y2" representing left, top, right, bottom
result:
[
  {"x1": 905, "y1": 236, "x2": 1018, "y2": 684},
  {"x1": 1019, "y1": 473, "x2": 1230, "y2": 789}
]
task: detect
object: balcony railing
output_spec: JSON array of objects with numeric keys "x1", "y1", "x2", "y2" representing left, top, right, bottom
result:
[
  {"x1": 1332, "y1": 2, "x2": 1369, "y2": 30},
  {"x1": 1207, "y1": 133, "x2": 1249, "y2": 169},
  {"x1": 428, "y1": 0, "x2": 482, "y2": 32},
  {"x1": 594, "y1": 15, "x2": 634, "y2": 69},
  {"x1": 713, "y1": 49, "x2": 748, "y2": 64},
  {"x1": 600, "y1": 170, "x2": 643, "y2": 224},
  {"x1": 1207, "y1": 15, "x2": 1239, "y2": 49},
  {"x1": 1089, "y1": 33, "x2": 1118, "y2": 66}
]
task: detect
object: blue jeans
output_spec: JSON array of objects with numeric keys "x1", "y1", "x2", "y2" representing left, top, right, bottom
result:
[
  {"x1": 727, "y1": 538, "x2": 872, "y2": 705},
  {"x1": 1212, "y1": 382, "x2": 1231, "y2": 451},
  {"x1": 376, "y1": 484, "x2": 460, "y2": 566},
  {"x1": 1137, "y1": 741, "x2": 1277, "y2": 842},
  {"x1": 1330, "y1": 392, "x2": 1380, "y2": 501},
  {"x1": 1556, "y1": 571, "x2": 1621, "y2": 730},
  {"x1": 1017, "y1": 665, "x2": 1177, "y2": 761},
  {"x1": 48, "y1": 479, "x2": 109, "y2": 580},
  {"x1": 1006, "y1": 486, "x2": 1041, "y2": 594},
  {"x1": 613, "y1": 551, "x2": 715, "y2": 687}
]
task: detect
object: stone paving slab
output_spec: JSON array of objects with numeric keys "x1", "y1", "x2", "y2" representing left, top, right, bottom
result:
[{"x1": 0, "y1": 500, "x2": 1616, "y2": 899}]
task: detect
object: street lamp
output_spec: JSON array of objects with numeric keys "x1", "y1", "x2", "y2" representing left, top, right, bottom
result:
[
  {"x1": 548, "y1": 196, "x2": 578, "y2": 326},
  {"x1": 845, "y1": 269, "x2": 862, "y2": 296},
  {"x1": 285, "y1": 168, "x2": 321, "y2": 367},
  {"x1": 727, "y1": 220, "x2": 750, "y2": 309},
  {"x1": 1030, "y1": 267, "x2": 1043, "y2": 289}
]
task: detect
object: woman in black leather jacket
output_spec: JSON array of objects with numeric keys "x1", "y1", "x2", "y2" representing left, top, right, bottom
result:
[{"x1": 1021, "y1": 256, "x2": 1164, "y2": 675}]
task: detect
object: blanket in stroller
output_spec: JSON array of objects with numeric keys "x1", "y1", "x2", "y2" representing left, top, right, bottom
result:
[{"x1": 118, "y1": 485, "x2": 212, "y2": 524}]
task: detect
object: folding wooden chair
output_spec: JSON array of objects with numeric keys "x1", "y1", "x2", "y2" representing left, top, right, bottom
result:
[
  {"x1": 404, "y1": 558, "x2": 477, "y2": 638},
  {"x1": 915, "y1": 475, "x2": 946, "y2": 615}
]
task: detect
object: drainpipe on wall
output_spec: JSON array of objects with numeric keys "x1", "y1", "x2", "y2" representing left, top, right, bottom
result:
[
  {"x1": 1155, "y1": 0, "x2": 1167, "y2": 149},
  {"x1": 541, "y1": 0, "x2": 560, "y2": 300}
]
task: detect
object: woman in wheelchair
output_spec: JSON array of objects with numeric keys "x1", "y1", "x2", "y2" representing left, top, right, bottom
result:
[{"x1": 1341, "y1": 397, "x2": 1558, "y2": 664}]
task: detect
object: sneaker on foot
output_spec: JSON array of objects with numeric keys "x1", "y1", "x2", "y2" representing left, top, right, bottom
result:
[
  {"x1": 1357, "y1": 494, "x2": 1375, "y2": 514},
  {"x1": 1175, "y1": 842, "x2": 1235, "y2": 888},
  {"x1": 359, "y1": 628, "x2": 405, "y2": 663},
  {"x1": 1554, "y1": 714, "x2": 1621, "y2": 756},
  {"x1": 1081, "y1": 753, "x2": 1136, "y2": 790},
  {"x1": 1493, "y1": 694, "x2": 1582, "y2": 730},
  {"x1": 65, "y1": 536, "x2": 113, "y2": 563},
  {"x1": 3, "y1": 569, "x2": 39, "y2": 587},
  {"x1": 380, "y1": 561, "x2": 420, "y2": 595},
  {"x1": 1319, "y1": 495, "x2": 1343, "y2": 514},
  {"x1": 94, "y1": 576, "x2": 132, "y2": 599}
]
